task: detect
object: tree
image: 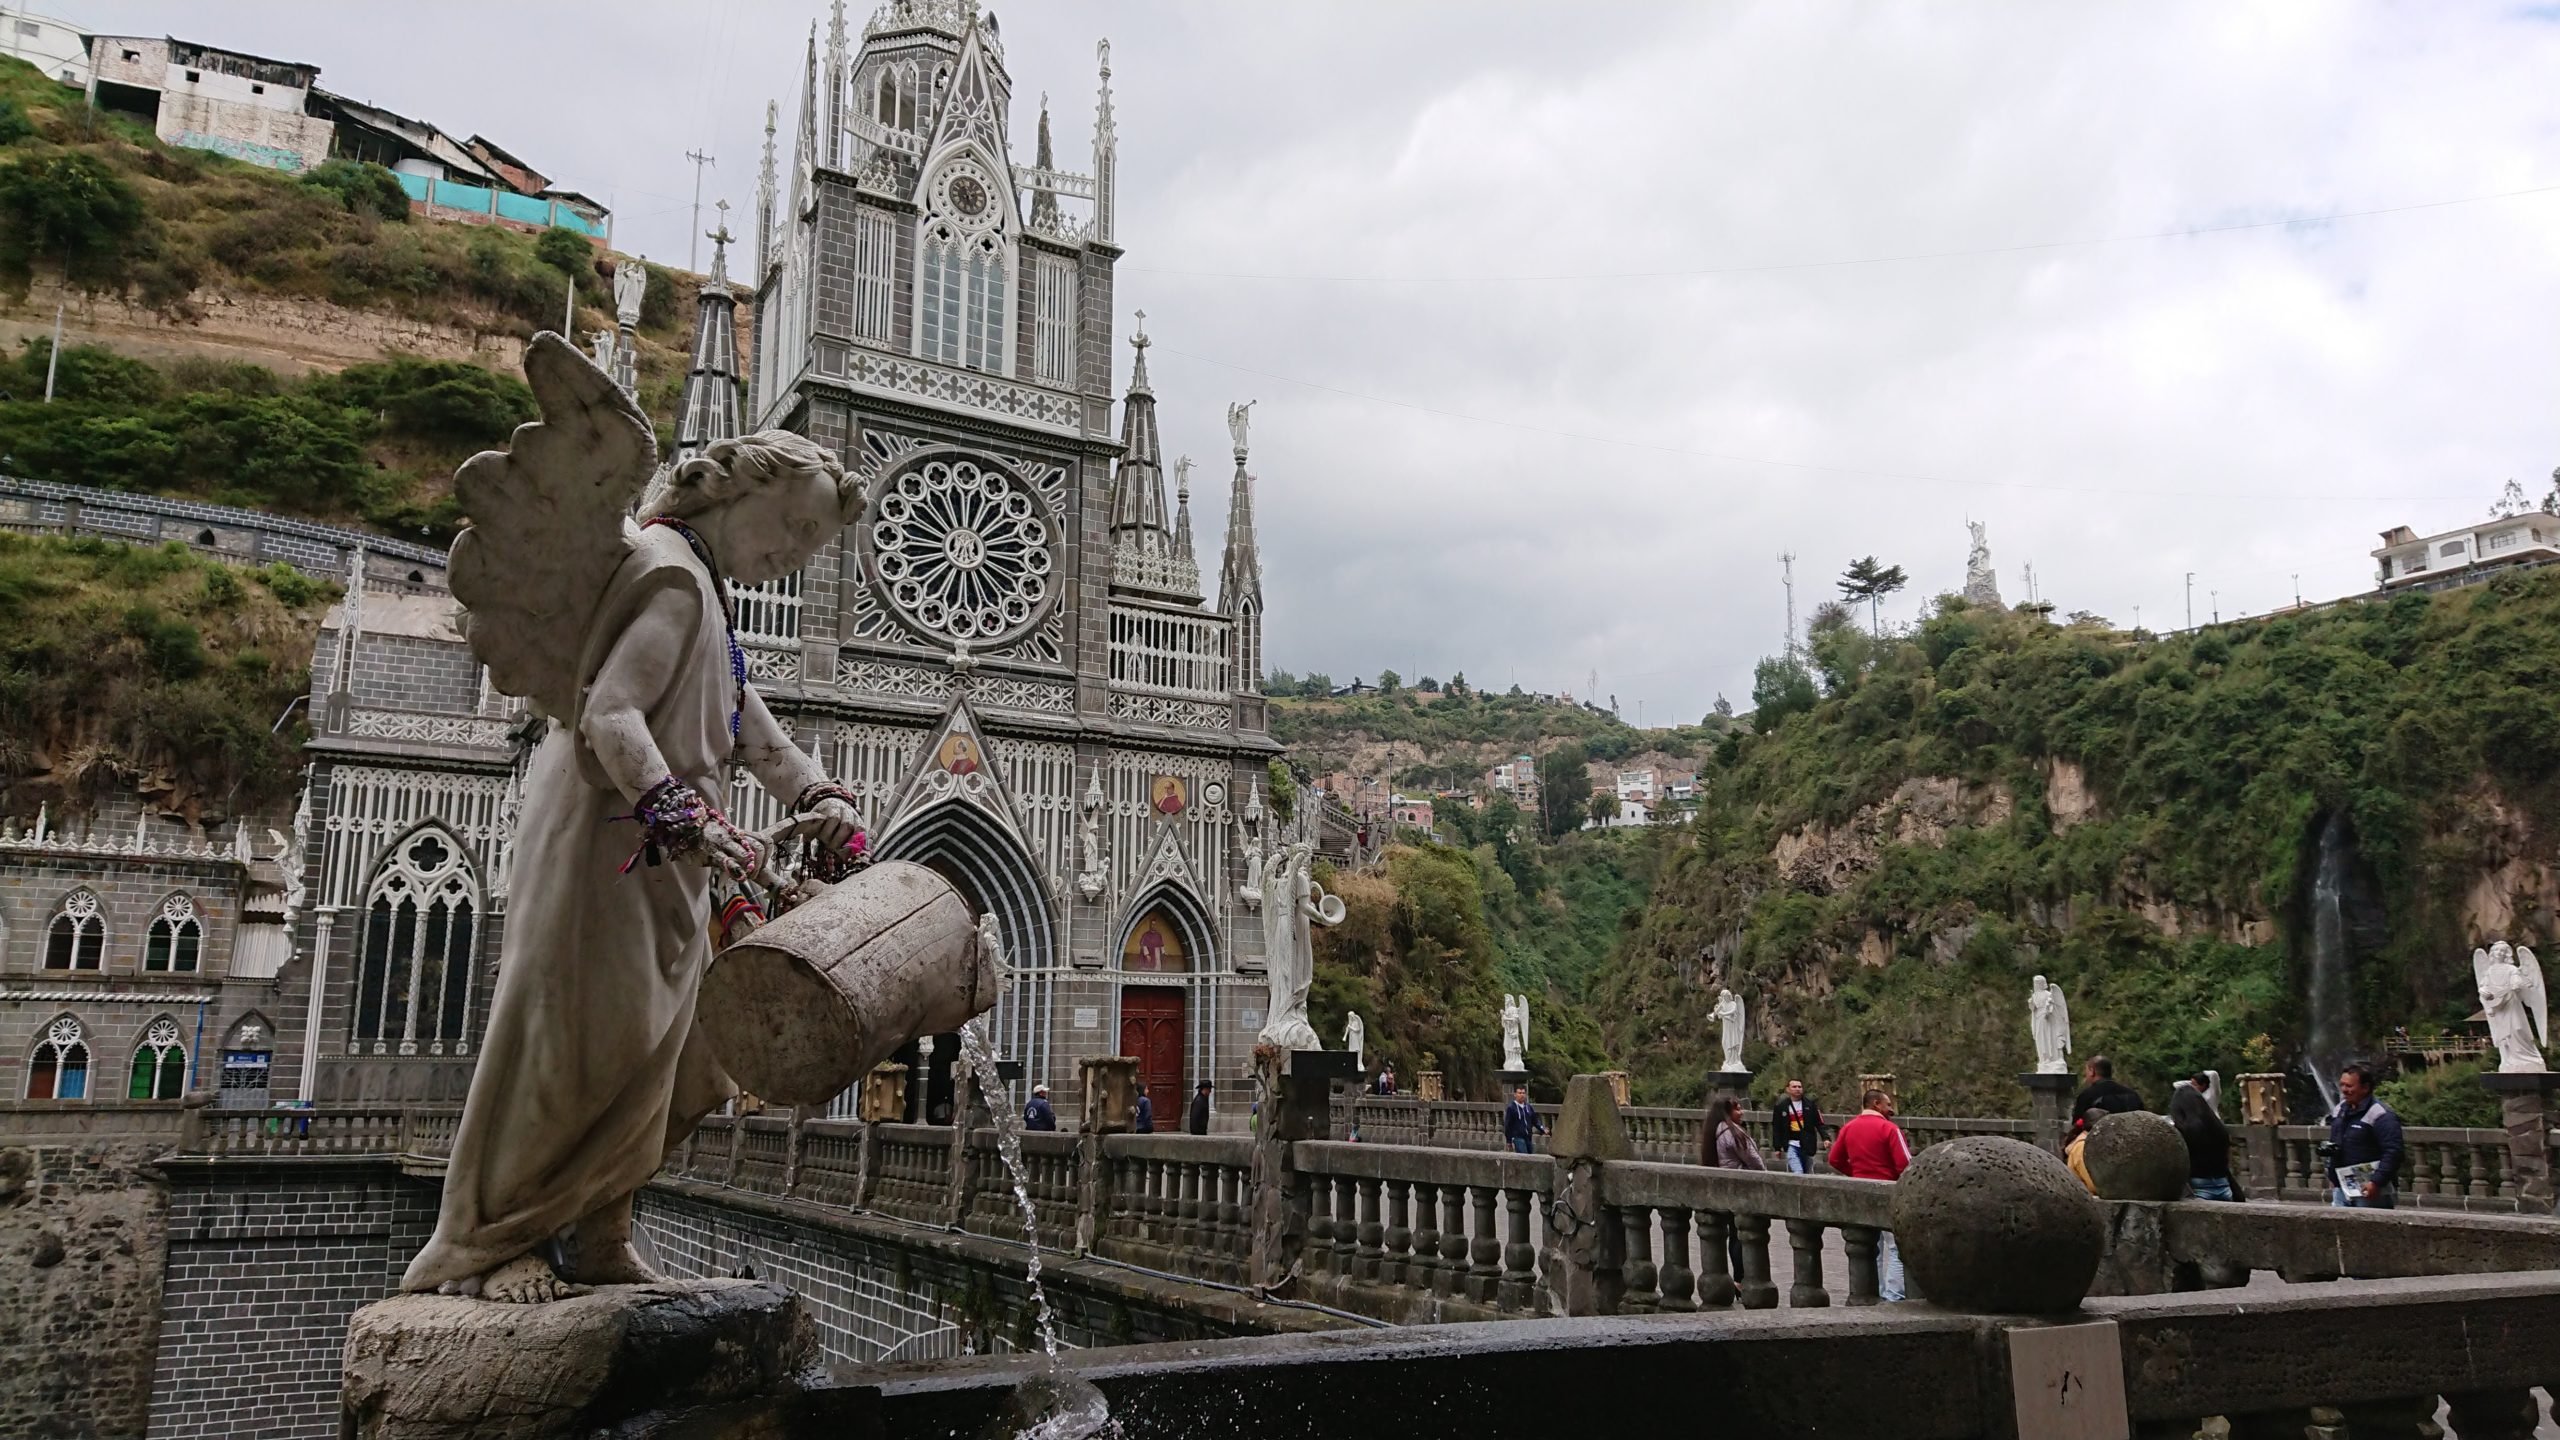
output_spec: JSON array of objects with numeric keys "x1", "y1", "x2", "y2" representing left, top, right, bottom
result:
[
  {"x1": 534, "y1": 225, "x2": 594, "y2": 276},
  {"x1": 301, "y1": 160, "x2": 410, "y2": 222},
  {"x1": 1587, "y1": 791, "x2": 1620, "y2": 827},
  {"x1": 0, "y1": 151, "x2": 147, "y2": 298},
  {"x1": 1416, "y1": 675, "x2": 1440, "y2": 692},
  {"x1": 1378, "y1": 668, "x2": 1401, "y2": 692},
  {"x1": 1838, "y1": 555, "x2": 1909, "y2": 636},
  {"x1": 1750, "y1": 655, "x2": 1817, "y2": 729},
  {"x1": 1535, "y1": 743, "x2": 1589, "y2": 839},
  {"x1": 1713, "y1": 693, "x2": 1734, "y2": 719},
  {"x1": 1449, "y1": 671, "x2": 1468, "y2": 695}
]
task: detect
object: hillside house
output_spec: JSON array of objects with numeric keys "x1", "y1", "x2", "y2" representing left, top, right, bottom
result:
[
  {"x1": 88, "y1": 34, "x2": 334, "y2": 171},
  {"x1": 3, "y1": 5, "x2": 88, "y2": 86},
  {"x1": 2374, "y1": 514, "x2": 2560, "y2": 589}
]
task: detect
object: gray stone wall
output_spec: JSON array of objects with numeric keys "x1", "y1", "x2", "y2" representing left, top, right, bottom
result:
[
  {"x1": 347, "y1": 632, "x2": 479, "y2": 714},
  {"x1": 0, "y1": 1137, "x2": 169, "y2": 1440},
  {"x1": 147, "y1": 1157, "x2": 437, "y2": 1440},
  {"x1": 0, "y1": 475, "x2": 444, "y2": 581}
]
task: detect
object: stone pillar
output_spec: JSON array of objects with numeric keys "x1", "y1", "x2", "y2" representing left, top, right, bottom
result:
[
  {"x1": 1416, "y1": 1071, "x2": 1444, "y2": 1102},
  {"x1": 1249, "y1": 1046, "x2": 1357, "y2": 1290},
  {"x1": 2019, "y1": 1072, "x2": 2074, "y2": 1156},
  {"x1": 857, "y1": 1062, "x2": 908, "y2": 1123},
  {"x1": 1079, "y1": 1056, "x2": 1139, "y2": 1134},
  {"x1": 1598, "y1": 1071, "x2": 1631, "y2": 1108},
  {"x1": 1496, "y1": 1069, "x2": 1530, "y2": 1102},
  {"x1": 2480, "y1": 1071, "x2": 2560, "y2": 1215},
  {"x1": 1543, "y1": 1073, "x2": 1633, "y2": 1317},
  {"x1": 2236, "y1": 1072, "x2": 2286, "y2": 1202},
  {"x1": 1858, "y1": 1073, "x2": 1897, "y2": 1105}
]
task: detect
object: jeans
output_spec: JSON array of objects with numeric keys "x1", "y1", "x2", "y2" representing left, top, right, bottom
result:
[
  {"x1": 1509, "y1": 1136, "x2": 1534, "y2": 1155},
  {"x1": 1878, "y1": 1231, "x2": 1905, "y2": 1302},
  {"x1": 2332, "y1": 1185, "x2": 2396, "y2": 1209},
  {"x1": 2189, "y1": 1176, "x2": 2236, "y2": 1202},
  {"x1": 1784, "y1": 1142, "x2": 1810, "y2": 1175}
]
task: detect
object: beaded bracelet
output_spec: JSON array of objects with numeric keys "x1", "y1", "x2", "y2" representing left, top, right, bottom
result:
[
  {"x1": 787, "y1": 779, "x2": 870, "y2": 882},
  {"x1": 625, "y1": 776, "x2": 764, "y2": 880}
]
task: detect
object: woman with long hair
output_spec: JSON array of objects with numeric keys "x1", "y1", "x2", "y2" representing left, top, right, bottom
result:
[
  {"x1": 1705, "y1": 1095, "x2": 1765, "y2": 1281},
  {"x1": 2168, "y1": 1073, "x2": 2237, "y2": 1201}
]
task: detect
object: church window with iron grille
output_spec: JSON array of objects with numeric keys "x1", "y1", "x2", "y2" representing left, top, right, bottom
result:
[
  {"x1": 26, "y1": 1015, "x2": 89, "y2": 1099},
  {"x1": 44, "y1": 890, "x2": 103, "y2": 971},
  {"x1": 128, "y1": 1015, "x2": 186, "y2": 1100},
  {"x1": 145, "y1": 893, "x2": 202, "y2": 973},
  {"x1": 352, "y1": 829, "x2": 479, "y2": 1055}
]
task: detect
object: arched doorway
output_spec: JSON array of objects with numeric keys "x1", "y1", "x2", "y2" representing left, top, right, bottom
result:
[
  {"x1": 1113, "y1": 884, "x2": 1220, "y2": 1128},
  {"x1": 876, "y1": 799, "x2": 1056, "y2": 1121}
]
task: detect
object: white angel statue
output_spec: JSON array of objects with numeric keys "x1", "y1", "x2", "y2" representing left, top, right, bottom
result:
[
  {"x1": 1344, "y1": 1010, "x2": 1366, "y2": 1070},
  {"x1": 2477, "y1": 941, "x2": 2548, "y2": 1074},
  {"x1": 2029, "y1": 974, "x2": 2072, "y2": 1075},
  {"x1": 400, "y1": 334, "x2": 869, "y2": 1304},
  {"x1": 1500, "y1": 993, "x2": 1529, "y2": 1073},
  {"x1": 1256, "y1": 841, "x2": 1343, "y2": 1051},
  {"x1": 612, "y1": 257, "x2": 648, "y2": 327},
  {"x1": 1713, "y1": 987, "x2": 1748, "y2": 1074}
]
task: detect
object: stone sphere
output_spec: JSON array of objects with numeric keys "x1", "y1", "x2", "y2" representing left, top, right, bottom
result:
[
  {"x1": 1889, "y1": 1136, "x2": 2104, "y2": 1314},
  {"x1": 2081, "y1": 1111, "x2": 2190, "y2": 1201}
]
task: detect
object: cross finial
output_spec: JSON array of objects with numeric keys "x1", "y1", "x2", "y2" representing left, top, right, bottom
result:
[{"x1": 1131, "y1": 309, "x2": 1149, "y2": 350}]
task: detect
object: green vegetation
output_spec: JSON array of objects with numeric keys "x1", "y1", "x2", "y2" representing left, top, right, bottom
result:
[
  {"x1": 1597, "y1": 575, "x2": 2560, "y2": 1118},
  {"x1": 1271, "y1": 684, "x2": 1732, "y2": 778},
  {"x1": 0, "y1": 531, "x2": 330, "y2": 819},
  {"x1": 2376, "y1": 1057, "x2": 2502, "y2": 1128},
  {"x1": 0, "y1": 341, "x2": 535, "y2": 542}
]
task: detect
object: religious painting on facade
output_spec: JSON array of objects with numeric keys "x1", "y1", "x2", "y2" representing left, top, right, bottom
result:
[
  {"x1": 936, "y1": 733, "x2": 983, "y2": 776},
  {"x1": 1123, "y1": 909, "x2": 1187, "y2": 972},
  {"x1": 1149, "y1": 775, "x2": 1187, "y2": 817}
]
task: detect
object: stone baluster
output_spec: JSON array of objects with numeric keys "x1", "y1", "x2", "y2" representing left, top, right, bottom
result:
[
  {"x1": 1222, "y1": 1164, "x2": 1248, "y2": 1256},
  {"x1": 1656, "y1": 1205, "x2": 1695, "y2": 1312},
  {"x1": 1356, "y1": 1177, "x2": 1385, "y2": 1281},
  {"x1": 1304, "y1": 1174, "x2": 1335, "y2": 1273},
  {"x1": 2445, "y1": 1389, "x2": 2541, "y2": 1440},
  {"x1": 1786, "y1": 1219, "x2": 1830, "y2": 1307},
  {"x1": 1733, "y1": 1214, "x2": 1778, "y2": 1309},
  {"x1": 1409, "y1": 1180, "x2": 1440, "y2": 1291},
  {"x1": 1695, "y1": 1210, "x2": 1736, "y2": 1307},
  {"x1": 2334, "y1": 1396, "x2": 2445, "y2": 1440},
  {"x1": 1333, "y1": 1172, "x2": 1359, "y2": 1274},
  {"x1": 1619, "y1": 1203, "x2": 1658, "y2": 1313},
  {"x1": 1438, "y1": 1185, "x2": 1468, "y2": 1296},
  {"x1": 1500, "y1": 1187, "x2": 1537, "y2": 1312},
  {"x1": 1154, "y1": 1157, "x2": 1177, "y2": 1238},
  {"x1": 1840, "y1": 1224, "x2": 1881, "y2": 1305},
  {"x1": 2281, "y1": 1135, "x2": 2311, "y2": 1196},
  {"x1": 1468, "y1": 1186, "x2": 1501, "y2": 1303},
  {"x1": 1382, "y1": 1178, "x2": 1412, "y2": 1287}
]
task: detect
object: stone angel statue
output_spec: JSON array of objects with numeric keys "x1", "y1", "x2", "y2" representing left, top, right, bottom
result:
[
  {"x1": 2477, "y1": 941, "x2": 2549, "y2": 1074},
  {"x1": 1344, "y1": 1010, "x2": 1366, "y2": 1069},
  {"x1": 402, "y1": 334, "x2": 868, "y2": 1304},
  {"x1": 1256, "y1": 841, "x2": 1343, "y2": 1051},
  {"x1": 612, "y1": 256, "x2": 648, "y2": 327},
  {"x1": 1500, "y1": 993, "x2": 1529, "y2": 1072},
  {"x1": 1713, "y1": 988, "x2": 1747, "y2": 1074},
  {"x1": 1226, "y1": 399, "x2": 1255, "y2": 457},
  {"x1": 2029, "y1": 974, "x2": 2072, "y2": 1075}
]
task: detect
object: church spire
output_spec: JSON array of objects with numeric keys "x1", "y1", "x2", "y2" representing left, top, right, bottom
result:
[
  {"x1": 755, "y1": 98, "x2": 778, "y2": 280},
  {"x1": 1031, "y1": 92, "x2": 1059, "y2": 229},
  {"x1": 1172, "y1": 455, "x2": 1197, "y2": 567},
  {"x1": 1091, "y1": 39, "x2": 1116, "y2": 243},
  {"x1": 674, "y1": 206, "x2": 742, "y2": 464},
  {"x1": 1108, "y1": 313, "x2": 1199, "y2": 602},
  {"x1": 1218, "y1": 401, "x2": 1264, "y2": 693},
  {"x1": 823, "y1": 0, "x2": 850, "y2": 171}
]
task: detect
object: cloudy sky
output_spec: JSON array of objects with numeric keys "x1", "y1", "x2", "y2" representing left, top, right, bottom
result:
[{"x1": 67, "y1": 2, "x2": 2560, "y2": 723}]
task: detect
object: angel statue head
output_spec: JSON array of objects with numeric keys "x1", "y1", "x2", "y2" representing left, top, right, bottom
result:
[{"x1": 641, "y1": 432, "x2": 857, "y2": 585}]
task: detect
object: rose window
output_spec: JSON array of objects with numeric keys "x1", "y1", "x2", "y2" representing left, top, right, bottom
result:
[{"x1": 869, "y1": 453, "x2": 1054, "y2": 644}]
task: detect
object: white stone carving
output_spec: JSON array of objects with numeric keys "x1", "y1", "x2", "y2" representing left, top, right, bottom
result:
[
  {"x1": 842, "y1": 349, "x2": 1081, "y2": 433},
  {"x1": 1963, "y1": 520, "x2": 2003, "y2": 609},
  {"x1": 343, "y1": 709, "x2": 517, "y2": 749},
  {"x1": 868, "y1": 453, "x2": 1055, "y2": 644},
  {"x1": 1226, "y1": 400, "x2": 1254, "y2": 459},
  {"x1": 1714, "y1": 988, "x2": 1747, "y2": 1074},
  {"x1": 1343, "y1": 1010, "x2": 1365, "y2": 1069},
  {"x1": 740, "y1": 645, "x2": 801, "y2": 683},
  {"x1": 1106, "y1": 691, "x2": 1233, "y2": 731},
  {"x1": 612, "y1": 258, "x2": 647, "y2": 327},
  {"x1": 2029, "y1": 974, "x2": 2072, "y2": 1075},
  {"x1": 1500, "y1": 993, "x2": 1529, "y2": 1073},
  {"x1": 836, "y1": 657, "x2": 955, "y2": 702},
  {"x1": 2477, "y1": 942, "x2": 2548, "y2": 1074},
  {"x1": 1255, "y1": 842, "x2": 1342, "y2": 1051},
  {"x1": 970, "y1": 674, "x2": 1076, "y2": 715}
]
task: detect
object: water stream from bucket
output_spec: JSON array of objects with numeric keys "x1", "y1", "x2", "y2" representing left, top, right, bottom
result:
[
  {"x1": 957, "y1": 1014, "x2": 1113, "y2": 1438},
  {"x1": 2302, "y1": 812, "x2": 2352, "y2": 1111}
]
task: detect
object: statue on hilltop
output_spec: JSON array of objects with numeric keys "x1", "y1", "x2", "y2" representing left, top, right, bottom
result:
[{"x1": 1962, "y1": 520, "x2": 2004, "y2": 609}]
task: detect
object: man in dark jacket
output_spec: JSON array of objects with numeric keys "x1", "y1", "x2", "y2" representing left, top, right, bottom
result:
[
  {"x1": 2326, "y1": 1062, "x2": 2404, "y2": 1208},
  {"x1": 1502, "y1": 1085, "x2": 1545, "y2": 1154},
  {"x1": 1187, "y1": 1080, "x2": 1213, "y2": 1135},
  {"x1": 2071, "y1": 1056, "x2": 2143, "y2": 1132},
  {"x1": 1022, "y1": 1084, "x2": 1057, "y2": 1132},
  {"x1": 1133, "y1": 1090, "x2": 1154, "y2": 1134},
  {"x1": 1770, "y1": 1078, "x2": 1827, "y2": 1174}
]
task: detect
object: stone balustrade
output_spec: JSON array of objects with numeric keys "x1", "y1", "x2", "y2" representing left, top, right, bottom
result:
[
  {"x1": 1294, "y1": 1141, "x2": 1551, "y2": 1321},
  {"x1": 1093, "y1": 1134, "x2": 1254, "y2": 1284}
]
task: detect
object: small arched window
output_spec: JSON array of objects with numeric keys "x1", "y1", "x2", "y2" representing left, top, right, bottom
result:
[
  {"x1": 45, "y1": 891, "x2": 103, "y2": 971},
  {"x1": 146, "y1": 894, "x2": 202, "y2": 973},
  {"x1": 128, "y1": 1015, "x2": 187, "y2": 1100},
  {"x1": 353, "y1": 830, "x2": 479, "y2": 1055},
  {"x1": 919, "y1": 228, "x2": 1006, "y2": 374},
  {"x1": 27, "y1": 1015, "x2": 90, "y2": 1099},
  {"x1": 876, "y1": 69, "x2": 896, "y2": 124}
]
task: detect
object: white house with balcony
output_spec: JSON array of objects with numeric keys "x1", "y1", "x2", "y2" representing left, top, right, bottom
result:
[{"x1": 2373, "y1": 514, "x2": 2560, "y2": 589}]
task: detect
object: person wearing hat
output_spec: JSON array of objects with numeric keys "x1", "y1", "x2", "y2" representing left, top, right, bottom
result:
[
  {"x1": 1187, "y1": 1079, "x2": 1213, "y2": 1135},
  {"x1": 1023, "y1": 1083, "x2": 1058, "y2": 1132}
]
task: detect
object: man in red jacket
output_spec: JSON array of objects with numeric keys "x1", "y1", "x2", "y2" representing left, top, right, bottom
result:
[{"x1": 1826, "y1": 1088, "x2": 1911, "y2": 1299}]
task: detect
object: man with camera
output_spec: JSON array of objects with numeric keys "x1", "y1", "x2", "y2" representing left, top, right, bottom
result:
[{"x1": 2323, "y1": 1062, "x2": 2404, "y2": 1209}]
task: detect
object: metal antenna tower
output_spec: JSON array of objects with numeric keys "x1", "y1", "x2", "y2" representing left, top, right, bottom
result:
[
  {"x1": 1780, "y1": 552, "x2": 1798, "y2": 662},
  {"x1": 684, "y1": 149, "x2": 717, "y2": 271}
]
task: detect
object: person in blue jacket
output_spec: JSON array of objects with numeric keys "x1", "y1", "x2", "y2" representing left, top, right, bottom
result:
[
  {"x1": 1133, "y1": 1090, "x2": 1155, "y2": 1134},
  {"x1": 1501, "y1": 1085, "x2": 1545, "y2": 1154},
  {"x1": 2325, "y1": 1062, "x2": 2403, "y2": 1208},
  {"x1": 1022, "y1": 1083, "x2": 1058, "y2": 1132}
]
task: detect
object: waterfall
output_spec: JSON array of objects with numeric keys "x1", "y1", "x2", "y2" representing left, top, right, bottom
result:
[{"x1": 2302, "y1": 813, "x2": 2353, "y2": 1110}]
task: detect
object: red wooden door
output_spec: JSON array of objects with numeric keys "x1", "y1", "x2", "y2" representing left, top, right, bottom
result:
[{"x1": 1118, "y1": 986, "x2": 1185, "y2": 1121}]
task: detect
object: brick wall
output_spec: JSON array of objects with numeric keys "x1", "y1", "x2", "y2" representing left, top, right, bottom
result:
[
  {"x1": 348, "y1": 632, "x2": 479, "y2": 714},
  {"x1": 147, "y1": 1156, "x2": 437, "y2": 1440},
  {"x1": 0, "y1": 1139, "x2": 169, "y2": 1440}
]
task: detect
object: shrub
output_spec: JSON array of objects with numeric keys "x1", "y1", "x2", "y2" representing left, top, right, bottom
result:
[
  {"x1": 0, "y1": 97, "x2": 31, "y2": 147},
  {"x1": 300, "y1": 159, "x2": 410, "y2": 222},
  {"x1": 0, "y1": 150, "x2": 149, "y2": 296},
  {"x1": 534, "y1": 225, "x2": 592, "y2": 275}
]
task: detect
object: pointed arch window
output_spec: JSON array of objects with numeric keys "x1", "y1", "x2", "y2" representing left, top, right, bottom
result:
[
  {"x1": 919, "y1": 226, "x2": 1007, "y2": 374},
  {"x1": 45, "y1": 891, "x2": 103, "y2": 971},
  {"x1": 352, "y1": 830, "x2": 479, "y2": 1056},
  {"x1": 27, "y1": 1015, "x2": 90, "y2": 1099},
  {"x1": 145, "y1": 894, "x2": 202, "y2": 973},
  {"x1": 128, "y1": 1015, "x2": 187, "y2": 1100}
]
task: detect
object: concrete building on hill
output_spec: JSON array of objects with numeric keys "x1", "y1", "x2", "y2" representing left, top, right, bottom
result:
[
  {"x1": 2374, "y1": 512, "x2": 2560, "y2": 590},
  {"x1": 86, "y1": 34, "x2": 333, "y2": 172},
  {"x1": 1, "y1": 4, "x2": 88, "y2": 86}
]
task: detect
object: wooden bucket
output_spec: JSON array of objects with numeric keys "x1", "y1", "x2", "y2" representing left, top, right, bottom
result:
[{"x1": 697, "y1": 860, "x2": 1000, "y2": 1107}]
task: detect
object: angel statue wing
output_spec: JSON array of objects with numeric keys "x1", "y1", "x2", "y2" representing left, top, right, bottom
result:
[
  {"x1": 447, "y1": 332, "x2": 659, "y2": 721},
  {"x1": 2522, "y1": 946, "x2": 2549, "y2": 1047},
  {"x1": 2051, "y1": 985, "x2": 2071, "y2": 1054}
]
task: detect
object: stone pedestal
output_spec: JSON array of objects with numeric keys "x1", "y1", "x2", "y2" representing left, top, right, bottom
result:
[
  {"x1": 2019, "y1": 1072, "x2": 2074, "y2": 1156},
  {"x1": 342, "y1": 1280, "x2": 815, "y2": 1439},
  {"x1": 1543, "y1": 1074, "x2": 1633, "y2": 1317},
  {"x1": 857, "y1": 1062, "x2": 908, "y2": 1123},
  {"x1": 1598, "y1": 1070, "x2": 1631, "y2": 1108},
  {"x1": 2237, "y1": 1072, "x2": 2286, "y2": 1126},
  {"x1": 2236, "y1": 1072, "x2": 2287, "y2": 1202},
  {"x1": 1078, "y1": 1055, "x2": 1138, "y2": 1134},
  {"x1": 1416, "y1": 1070, "x2": 1444, "y2": 1102},
  {"x1": 1250, "y1": 1047, "x2": 1358, "y2": 1290},
  {"x1": 1496, "y1": 1069, "x2": 1531, "y2": 1099},
  {"x1": 2480, "y1": 1071, "x2": 2560, "y2": 1215}
]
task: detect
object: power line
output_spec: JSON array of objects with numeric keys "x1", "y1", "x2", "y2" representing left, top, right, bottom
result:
[
  {"x1": 1155, "y1": 344, "x2": 2452, "y2": 504},
  {"x1": 1129, "y1": 180, "x2": 2560, "y2": 285}
]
